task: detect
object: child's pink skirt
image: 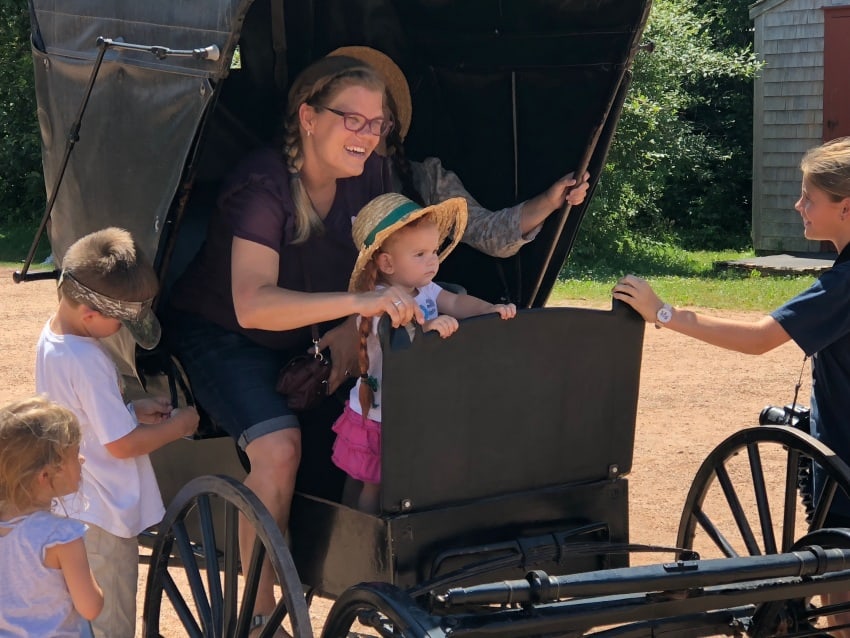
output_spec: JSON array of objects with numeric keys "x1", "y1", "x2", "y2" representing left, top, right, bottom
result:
[{"x1": 331, "y1": 403, "x2": 382, "y2": 484}]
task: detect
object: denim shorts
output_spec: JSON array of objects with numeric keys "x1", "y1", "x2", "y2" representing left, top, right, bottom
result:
[{"x1": 165, "y1": 310, "x2": 300, "y2": 450}]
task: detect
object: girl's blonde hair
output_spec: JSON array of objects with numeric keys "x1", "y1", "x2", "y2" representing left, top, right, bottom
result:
[
  {"x1": 0, "y1": 396, "x2": 81, "y2": 512},
  {"x1": 282, "y1": 57, "x2": 384, "y2": 244},
  {"x1": 801, "y1": 136, "x2": 850, "y2": 202}
]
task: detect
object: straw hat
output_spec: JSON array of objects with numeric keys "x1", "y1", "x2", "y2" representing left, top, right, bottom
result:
[
  {"x1": 327, "y1": 46, "x2": 413, "y2": 140},
  {"x1": 349, "y1": 193, "x2": 468, "y2": 292}
]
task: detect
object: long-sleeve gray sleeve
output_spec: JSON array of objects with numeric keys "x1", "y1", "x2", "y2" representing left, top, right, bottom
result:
[{"x1": 406, "y1": 157, "x2": 542, "y2": 258}]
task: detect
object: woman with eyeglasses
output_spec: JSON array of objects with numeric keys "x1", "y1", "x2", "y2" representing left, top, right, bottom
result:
[{"x1": 165, "y1": 55, "x2": 421, "y2": 637}]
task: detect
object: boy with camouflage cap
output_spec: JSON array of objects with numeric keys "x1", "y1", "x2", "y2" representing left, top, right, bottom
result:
[{"x1": 35, "y1": 227, "x2": 198, "y2": 638}]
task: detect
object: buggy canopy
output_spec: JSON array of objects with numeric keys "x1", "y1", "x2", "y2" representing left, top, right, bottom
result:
[{"x1": 29, "y1": 0, "x2": 650, "y2": 306}]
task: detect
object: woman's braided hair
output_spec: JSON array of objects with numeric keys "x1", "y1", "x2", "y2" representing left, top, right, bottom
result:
[
  {"x1": 385, "y1": 125, "x2": 424, "y2": 206},
  {"x1": 282, "y1": 57, "x2": 384, "y2": 244}
]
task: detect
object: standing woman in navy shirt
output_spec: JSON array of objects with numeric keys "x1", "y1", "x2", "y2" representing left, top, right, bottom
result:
[
  {"x1": 613, "y1": 136, "x2": 850, "y2": 637},
  {"x1": 167, "y1": 55, "x2": 422, "y2": 635}
]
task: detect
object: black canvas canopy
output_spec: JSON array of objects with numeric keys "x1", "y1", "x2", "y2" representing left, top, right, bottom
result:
[{"x1": 28, "y1": 0, "x2": 650, "y2": 306}]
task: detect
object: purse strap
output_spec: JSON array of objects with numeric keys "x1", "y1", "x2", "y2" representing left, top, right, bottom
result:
[{"x1": 299, "y1": 248, "x2": 322, "y2": 351}]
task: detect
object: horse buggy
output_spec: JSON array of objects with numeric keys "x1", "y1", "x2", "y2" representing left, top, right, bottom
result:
[{"x1": 15, "y1": 1, "x2": 850, "y2": 636}]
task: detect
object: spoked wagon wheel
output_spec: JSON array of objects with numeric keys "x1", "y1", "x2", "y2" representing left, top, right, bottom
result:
[
  {"x1": 143, "y1": 474, "x2": 312, "y2": 638},
  {"x1": 677, "y1": 426, "x2": 850, "y2": 636},
  {"x1": 321, "y1": 583, "x2": 446, "y2": 638}
]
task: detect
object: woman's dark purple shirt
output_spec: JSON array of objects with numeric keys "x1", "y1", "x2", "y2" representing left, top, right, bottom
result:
[{"x1": 171, "y1": 148, "x2": 388, "y2": 351}]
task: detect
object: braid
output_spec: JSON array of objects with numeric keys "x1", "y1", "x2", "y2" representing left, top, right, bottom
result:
[
  {"x1": 283, "y1": 106, "x2": 323, "y2": 245},
  {"x1": 357, "y1": 260, "x2": 380, "y2": 417},
  {"x1": 386, "y1": 128, "x2": 424, "y2": 206}
]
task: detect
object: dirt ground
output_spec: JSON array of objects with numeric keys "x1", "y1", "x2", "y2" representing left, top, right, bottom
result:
[{"x1": 0, "y1": 267, "x2": 814, "y2": 636}]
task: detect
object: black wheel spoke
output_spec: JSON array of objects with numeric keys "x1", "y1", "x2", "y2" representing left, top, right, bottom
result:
[
  {"x1": 716, "y1": 463, "x2": 761, "y2": 555},
  {"x1": 694, "y1": 507, "x2": 739, "y2": 557},
  {"x1": 748, "y1": 442, "x2": 777, "y2": 554},
  {"x1": 782, "y1": 448, "x2": 800, "y2": 553},
  {"x1": 812, "y1": 476, "x2": 839, "y2": 531},
  {"x1": 197, "y1": 494, "x2": 224, "y2": 637},
  {"x1": 235, "y1": 535, "x2": 266, "y2": 637},
  {"x1": 162, "y1": 568, "x2": 205, "y2": 637},
  {"x1": 174, "y1": 518, "x2": 215, "y2": 635},
  {"x1": 223, "y1": 500, "x2": 239, "y2": 636}
]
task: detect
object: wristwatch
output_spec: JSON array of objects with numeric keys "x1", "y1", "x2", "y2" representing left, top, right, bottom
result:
[{"x1": 655, "y1": 303, "x2": 673, "y2": 328}]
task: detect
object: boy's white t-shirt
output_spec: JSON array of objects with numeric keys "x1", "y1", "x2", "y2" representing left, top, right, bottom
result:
[{"x1": 35, "y1": 322, "x2": 164, "y2": 538}]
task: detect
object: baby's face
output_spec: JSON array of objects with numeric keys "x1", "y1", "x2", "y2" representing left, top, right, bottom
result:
[{"x1": 379, "y1": 220, "x2": 441, "y2": 290}]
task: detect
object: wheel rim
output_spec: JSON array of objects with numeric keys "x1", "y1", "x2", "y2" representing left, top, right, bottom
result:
[
  {"x1": 321, "y1": 583, "x2": 445, "y2": 638},
  {"x1": 142, "y1": 474, "x2": 312, "y2": 638},
  {"x1": 677, "y1": 426, "x2": 850, "y2": 557}
]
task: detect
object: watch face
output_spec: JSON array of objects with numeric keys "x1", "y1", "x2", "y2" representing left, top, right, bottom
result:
[{"x1": 657, "y1": 305, "x2": 673, "y2": 323}]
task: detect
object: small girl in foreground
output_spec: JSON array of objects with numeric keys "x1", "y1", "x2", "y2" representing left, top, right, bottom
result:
[
  {"x1": 0, "y1": 396, "x2": 103, "y2": 636},
  {"x1": 332, "y1": 193, "x2": 517, "y2": 513}
]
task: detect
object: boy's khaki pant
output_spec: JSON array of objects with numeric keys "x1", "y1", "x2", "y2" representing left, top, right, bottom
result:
[{"x1": 84, "y1": 524, "x2": 138, "y2": 638}]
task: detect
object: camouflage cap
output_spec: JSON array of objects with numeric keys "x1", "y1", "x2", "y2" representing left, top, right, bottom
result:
[{"x1": 58, "y1": 271, "x2": 161, "y2": 350}]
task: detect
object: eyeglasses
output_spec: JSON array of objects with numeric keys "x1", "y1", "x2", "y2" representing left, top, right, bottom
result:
[{"x1": 313, "y1": 104, "x2": 394, "y2": 137}]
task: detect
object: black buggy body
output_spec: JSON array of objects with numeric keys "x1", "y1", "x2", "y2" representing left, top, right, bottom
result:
[{"x1": 22, "y1": 2, "x2": 850, "y2": 637}]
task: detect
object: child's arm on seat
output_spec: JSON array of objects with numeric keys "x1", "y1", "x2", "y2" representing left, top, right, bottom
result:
[
  {"x1": 46, "y1": 537, "x2": 104, "y2": 621},
  {"x1": 436, "y1": 289, "x2": 517, "y2": 321},
  {"x1": 105, "y1": 405, "x2": 199, "y2": 459}
]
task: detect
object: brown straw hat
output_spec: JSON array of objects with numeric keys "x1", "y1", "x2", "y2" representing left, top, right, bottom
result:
[
  {"x1": 349, "y1": 193, "x2": 468, "y2": 292},
  {"x1": 327, "y1": 46, "x2": 413, "y2": 140}
]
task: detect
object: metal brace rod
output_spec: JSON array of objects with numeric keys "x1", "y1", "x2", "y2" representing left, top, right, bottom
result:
[{"x1": 13, "y1": 36, "x2": 219, "y2": 284}]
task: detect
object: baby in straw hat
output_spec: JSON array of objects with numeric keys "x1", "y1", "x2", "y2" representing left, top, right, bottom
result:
[{"x1": 332, "y1": 193, "x2": 516, "y2": 513}]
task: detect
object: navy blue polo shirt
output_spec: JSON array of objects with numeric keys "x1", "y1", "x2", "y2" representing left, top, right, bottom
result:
[{"x1": 771, "y1": 244, "x2": 850, "y2": 513}]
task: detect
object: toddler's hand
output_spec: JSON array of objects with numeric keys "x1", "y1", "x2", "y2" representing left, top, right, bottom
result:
[
  {"x1": 170, "y1": 406, "x2": 200, "y2": 438},
  {"x1": 423, "y1": 315, "x2": 459, "y2": 338},
  {"x1": 492, "y1": 303, "x2": 517, "y2": 320},
  {"x1": 133, "y1": 397, "x2": 173, "y2": 424}
]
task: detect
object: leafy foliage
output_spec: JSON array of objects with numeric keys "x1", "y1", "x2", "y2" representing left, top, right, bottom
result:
[
  {"x1": 571, "y1": 0, "x2": 760, "y2": 271},
  {"x1": 0, "y1": 1, "x2": 42, "y2": 224}
]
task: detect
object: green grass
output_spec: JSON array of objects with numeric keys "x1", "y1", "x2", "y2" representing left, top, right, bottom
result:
[
  {"x1": 551, "y1": 249, "x2": 817, "y2": 312},
  {"x1": 0, "y1": 221, "x2": 50, "y2": 268}
]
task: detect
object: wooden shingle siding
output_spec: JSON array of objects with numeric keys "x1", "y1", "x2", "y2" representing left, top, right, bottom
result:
[
  {"x1": 763, "y1": 37, "x2": 824, "y2": 54},
  {"x1": 749, "y1": 0, "x2": 849, "y2": 253},
  {"x1": 763, "y1": 80, "x2": 823, "y2": 97},
  {"x1": 763, "y1": 109, "x2": 821, "y2": 124}
]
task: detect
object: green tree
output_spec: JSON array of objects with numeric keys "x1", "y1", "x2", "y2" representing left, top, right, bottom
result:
[
  {"x1": 0, "y1": 1, "x2": 42, "y2": 225},
  {"x1": 572, "y1": 0, "x2": 760, "y2": 269}
]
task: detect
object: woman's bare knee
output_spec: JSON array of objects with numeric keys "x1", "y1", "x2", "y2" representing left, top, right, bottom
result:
[{"x1": 245, "y1": 429, "x2": 301, "y2": 478}]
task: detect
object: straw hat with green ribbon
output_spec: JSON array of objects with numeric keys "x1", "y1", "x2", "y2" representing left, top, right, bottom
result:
[
  {"x1": 327, "y1": 46, "x2": 413, "y2": 140},
  {"x1": 349, "y1": 193, "x2": 467, "y2": 292}
]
